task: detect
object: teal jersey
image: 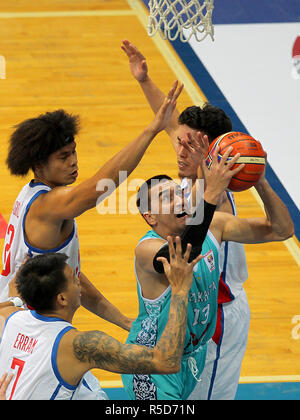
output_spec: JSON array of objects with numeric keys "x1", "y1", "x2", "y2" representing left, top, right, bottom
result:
[{"x1": 122, "y1": 229, "x2": 220, "y2": 400}]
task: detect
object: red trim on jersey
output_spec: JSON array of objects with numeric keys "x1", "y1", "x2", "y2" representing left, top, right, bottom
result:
[{"x1": 218, "y1": 272, "x2": 233, "y2": 304}]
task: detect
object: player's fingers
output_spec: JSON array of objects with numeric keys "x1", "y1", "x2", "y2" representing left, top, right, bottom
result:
[
  {"x1": 173, "y1": 82, "x2": 184, "y2": 101},
  {"x1": 166, "y1": 236, "x2": 176, "y2": 261},
  {"x1": 0, "y1": 372, "x2": 7, "y2": 387},
  {"x1": 183, "y1": 243, "x2": 192, "y2": 261},
  {"x1": 219, "y1": 146, "x2": 233, "y2": 166},
  {"x1": 191, "y1": 254, "x2": 203, "y2": 267},
  {"x1": 156, "y1": 256, "x2": 170, "y2": 273},
  {"x1": 211, "y1": 145, "x2": 220, "y2": 166},
  {"x1": 225, "y1": 152, "x2": 240, "y2": 170},
  {"x1": 121, "y1": 39, "x2": 132, "y2": 54},
  {"x1": 167, "y1": 80, "x2": 179, "y2": 100},
  {"x1": 181, "y1": 136, "x2": 194, "y2": 153},
  {"x1": 230, "y1": 163, "x2": 245, "y2": 176},
  {"x1": 175, "y1": 236, "x2": 182, "y2": 258}
]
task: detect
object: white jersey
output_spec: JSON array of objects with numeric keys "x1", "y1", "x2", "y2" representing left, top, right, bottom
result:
[
  {"x1": 0, "y1": 180, "x2": 81, "y2": 302},
  {"x1": 0, "y1": 309, "x2": 78, "y2": 400},
  {"x1": 181, "y1": 178, "x2": 248, "y2": 300}
]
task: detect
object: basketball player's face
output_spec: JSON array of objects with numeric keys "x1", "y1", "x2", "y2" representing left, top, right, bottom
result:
[
  {"x1": 37, "y1": 142, "x2": 78, "y2": 187},
  {"x1": 176, "y1": 125, "x2": 204, "y2": 180},
  {"x1": 145, "y1": 180, "x2": 191, "y2": 236}
]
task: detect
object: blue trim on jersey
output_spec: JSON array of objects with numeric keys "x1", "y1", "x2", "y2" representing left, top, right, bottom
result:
[
  {"x1": 29, "y1": 180, "x2": 50, "y2": 188},
  {"x1": 0, "y1": 310, "x2": 19, "y2": 340},
  {"x1": 30, "y1": 310, "x2": 69, "y2": 323},
  {"x1": 51, "y1": 326, "x2": 77, "y2": 392},
  {"x1": 226, "y1": 192, "x2": 236, "y2": 216},
  {"x1": 207, "y1": 306, "x2": 225, "y2": 400},
  {"x1": 219, "y1": 192, "x2": 236, "y2": 302},
  {"x1": 207, "y1": 224, "x2": 234, "y2": 397},
  {"x1": 82, "y1": 378, "x2": 92, "y2": 391},
  {"x1": 221, "y1": 242, "x2": 235, "y2": 302},
  {"x1": 50, "y1": 384, "x2": 62, "y2": 400},
  {"x1": 22, "y1": 189, "x2": 76, "y2": 254}
]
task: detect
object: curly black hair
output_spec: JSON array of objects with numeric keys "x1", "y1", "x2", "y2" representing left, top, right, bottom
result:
[
  {"x1": 6, "y1": 109, "x2": 80, "y2": 176},
  {"x1": 178, "y1": 103, "x2": 232, "y2": 143}
]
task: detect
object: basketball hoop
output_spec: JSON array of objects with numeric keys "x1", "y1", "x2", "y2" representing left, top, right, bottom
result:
[{"x1": 147, "y1": 0, "x2": 214, "y2": 43}]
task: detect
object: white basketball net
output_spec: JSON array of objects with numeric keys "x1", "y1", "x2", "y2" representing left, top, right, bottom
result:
[{"x1": 147, "y1": 0, "x2": 214, "y2": 43}]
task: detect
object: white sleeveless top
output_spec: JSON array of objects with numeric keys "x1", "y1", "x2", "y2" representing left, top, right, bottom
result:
[
  {"x1": 0, "y1": 180, "x2": 81, "y2": 302},
  {"x1": 0, "y1": 310, "x2": 78, "y2": 400},
  {"x1": 181, "y1": 178, "x2": 248, "y2": 300}
]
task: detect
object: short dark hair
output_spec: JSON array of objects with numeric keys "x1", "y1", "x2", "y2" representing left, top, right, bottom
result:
[
  {"x1": 136, "y1": 174, "x2": 173, "y2": 215},
  {"x1": 6, "y1": 109, "x2": 80, "y2": 176},
  {"x1": 178, "y1": 103, "x2": 232, "y2": 143},
  {"x1": 16, "y1": 253, "x2": 69, "y2": 311}
]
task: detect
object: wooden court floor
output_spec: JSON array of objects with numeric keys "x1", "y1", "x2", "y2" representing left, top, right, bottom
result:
[{"x1": 0, "y1": 0, "x2": 299, "y2": 389}]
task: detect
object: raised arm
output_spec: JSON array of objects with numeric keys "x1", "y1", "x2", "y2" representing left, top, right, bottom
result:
[
  {"x1": 121, "y1": 39, "x2": 182, "y2": 148},
  {"x1": 59, "y1": 238, "x2": 202, "y2": 384},
  {"x1": 211, "y1": 171, "x2": 294, "y2": 244},
  {"x1": 35, "y1": 82, "x2": 182, "y2": 221}
]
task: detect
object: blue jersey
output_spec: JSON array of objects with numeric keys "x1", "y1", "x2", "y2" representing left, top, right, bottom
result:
[{"x1": 122, "y1": 229, "x2": 220, "y2": 400}]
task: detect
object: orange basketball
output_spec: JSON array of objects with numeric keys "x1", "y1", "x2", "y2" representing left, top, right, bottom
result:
[{"x1": 205, "y1": 131, "x2": 266, "y2": 192}]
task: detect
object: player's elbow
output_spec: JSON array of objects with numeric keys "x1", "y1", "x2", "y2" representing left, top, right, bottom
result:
[
  {"x1": 282, "y1": 228, "x2": 294, "y2": 241},
  {"x1": 155, "y1": 362, "x2": 181, "y2": 375},
  {"x1": 275, "y1": 222, "x2": 295, "y2": 241},
  {"x1": 283, "y1": 226, "x2": 294, "y2": 240}
]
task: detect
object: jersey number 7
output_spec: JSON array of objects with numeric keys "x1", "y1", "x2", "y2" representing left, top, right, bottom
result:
[{"x1": 8, "y1": 357, "x2": 25, "y2": 400}]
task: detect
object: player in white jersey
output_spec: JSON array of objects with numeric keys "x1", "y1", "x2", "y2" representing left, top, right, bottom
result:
[
  {"x1": 0, "y1": 247, "x2": 202, "y2": 399},
  {"x1": 182, "y1": 178, "x2": 250, "y2": 399},
  {"x1": 0, "y1": 88, "x2": 182, "y2": 399},
  {"x1": 121, "y1": 39, "x2": 257, "y2": 399},
  {"x1": 0, "y1": 181, "x2": 80, "y2": 302}
]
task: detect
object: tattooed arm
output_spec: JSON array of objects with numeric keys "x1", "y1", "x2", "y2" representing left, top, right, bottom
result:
[
  {"x1": 72, "y1": 291, "x2": 187, "y2": 375},
  {"x1": 58, "y1": 238, "x2": 202, "y2": 386}
]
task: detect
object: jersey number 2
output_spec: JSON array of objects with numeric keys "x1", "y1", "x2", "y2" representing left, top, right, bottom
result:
[{"x1": 1, "y1": 224, "x2": 15, "y2": 276}]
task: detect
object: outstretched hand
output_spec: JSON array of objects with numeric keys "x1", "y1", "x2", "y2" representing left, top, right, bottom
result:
[
  {"x1": 181, "y1": 131, "x2": 210, "y2": 167},
  {"x1": 121, "y1": 39, "x2": 148, "y2": 82},
  {"x1": 148, "y1": 80, "x2": 184, "y2": 135},
  {"x1": 203, "y1": 146, "x2": 245, "y2": 204}
]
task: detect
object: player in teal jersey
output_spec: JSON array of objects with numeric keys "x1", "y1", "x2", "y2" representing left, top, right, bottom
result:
[
  {"x1": 123, "y1": 228, "x2": 220, "y2": 400},
  {"x1": 122, "y1": 144, "x2": 294, "y2": 400}
]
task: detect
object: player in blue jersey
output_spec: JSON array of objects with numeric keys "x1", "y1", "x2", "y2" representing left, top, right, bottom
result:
[{"x1": 121, "y1": 141, "x2": 293, "y2": 399}]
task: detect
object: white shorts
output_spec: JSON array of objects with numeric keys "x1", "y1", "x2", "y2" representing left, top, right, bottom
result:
[{"x1": 188, "y1": 289, "x2": 250, "y2": 400}]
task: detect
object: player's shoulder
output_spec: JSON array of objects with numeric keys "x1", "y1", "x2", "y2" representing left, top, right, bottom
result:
[
  {"x1": 210, "y1": 211, "x2": 234, "y2": 244},
  {"x1": 29, "y1": 185, "x2": 73, "y2": 217},
  {"x1": 135, "y1": 237, "x2": 165, "y2": 265}
]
